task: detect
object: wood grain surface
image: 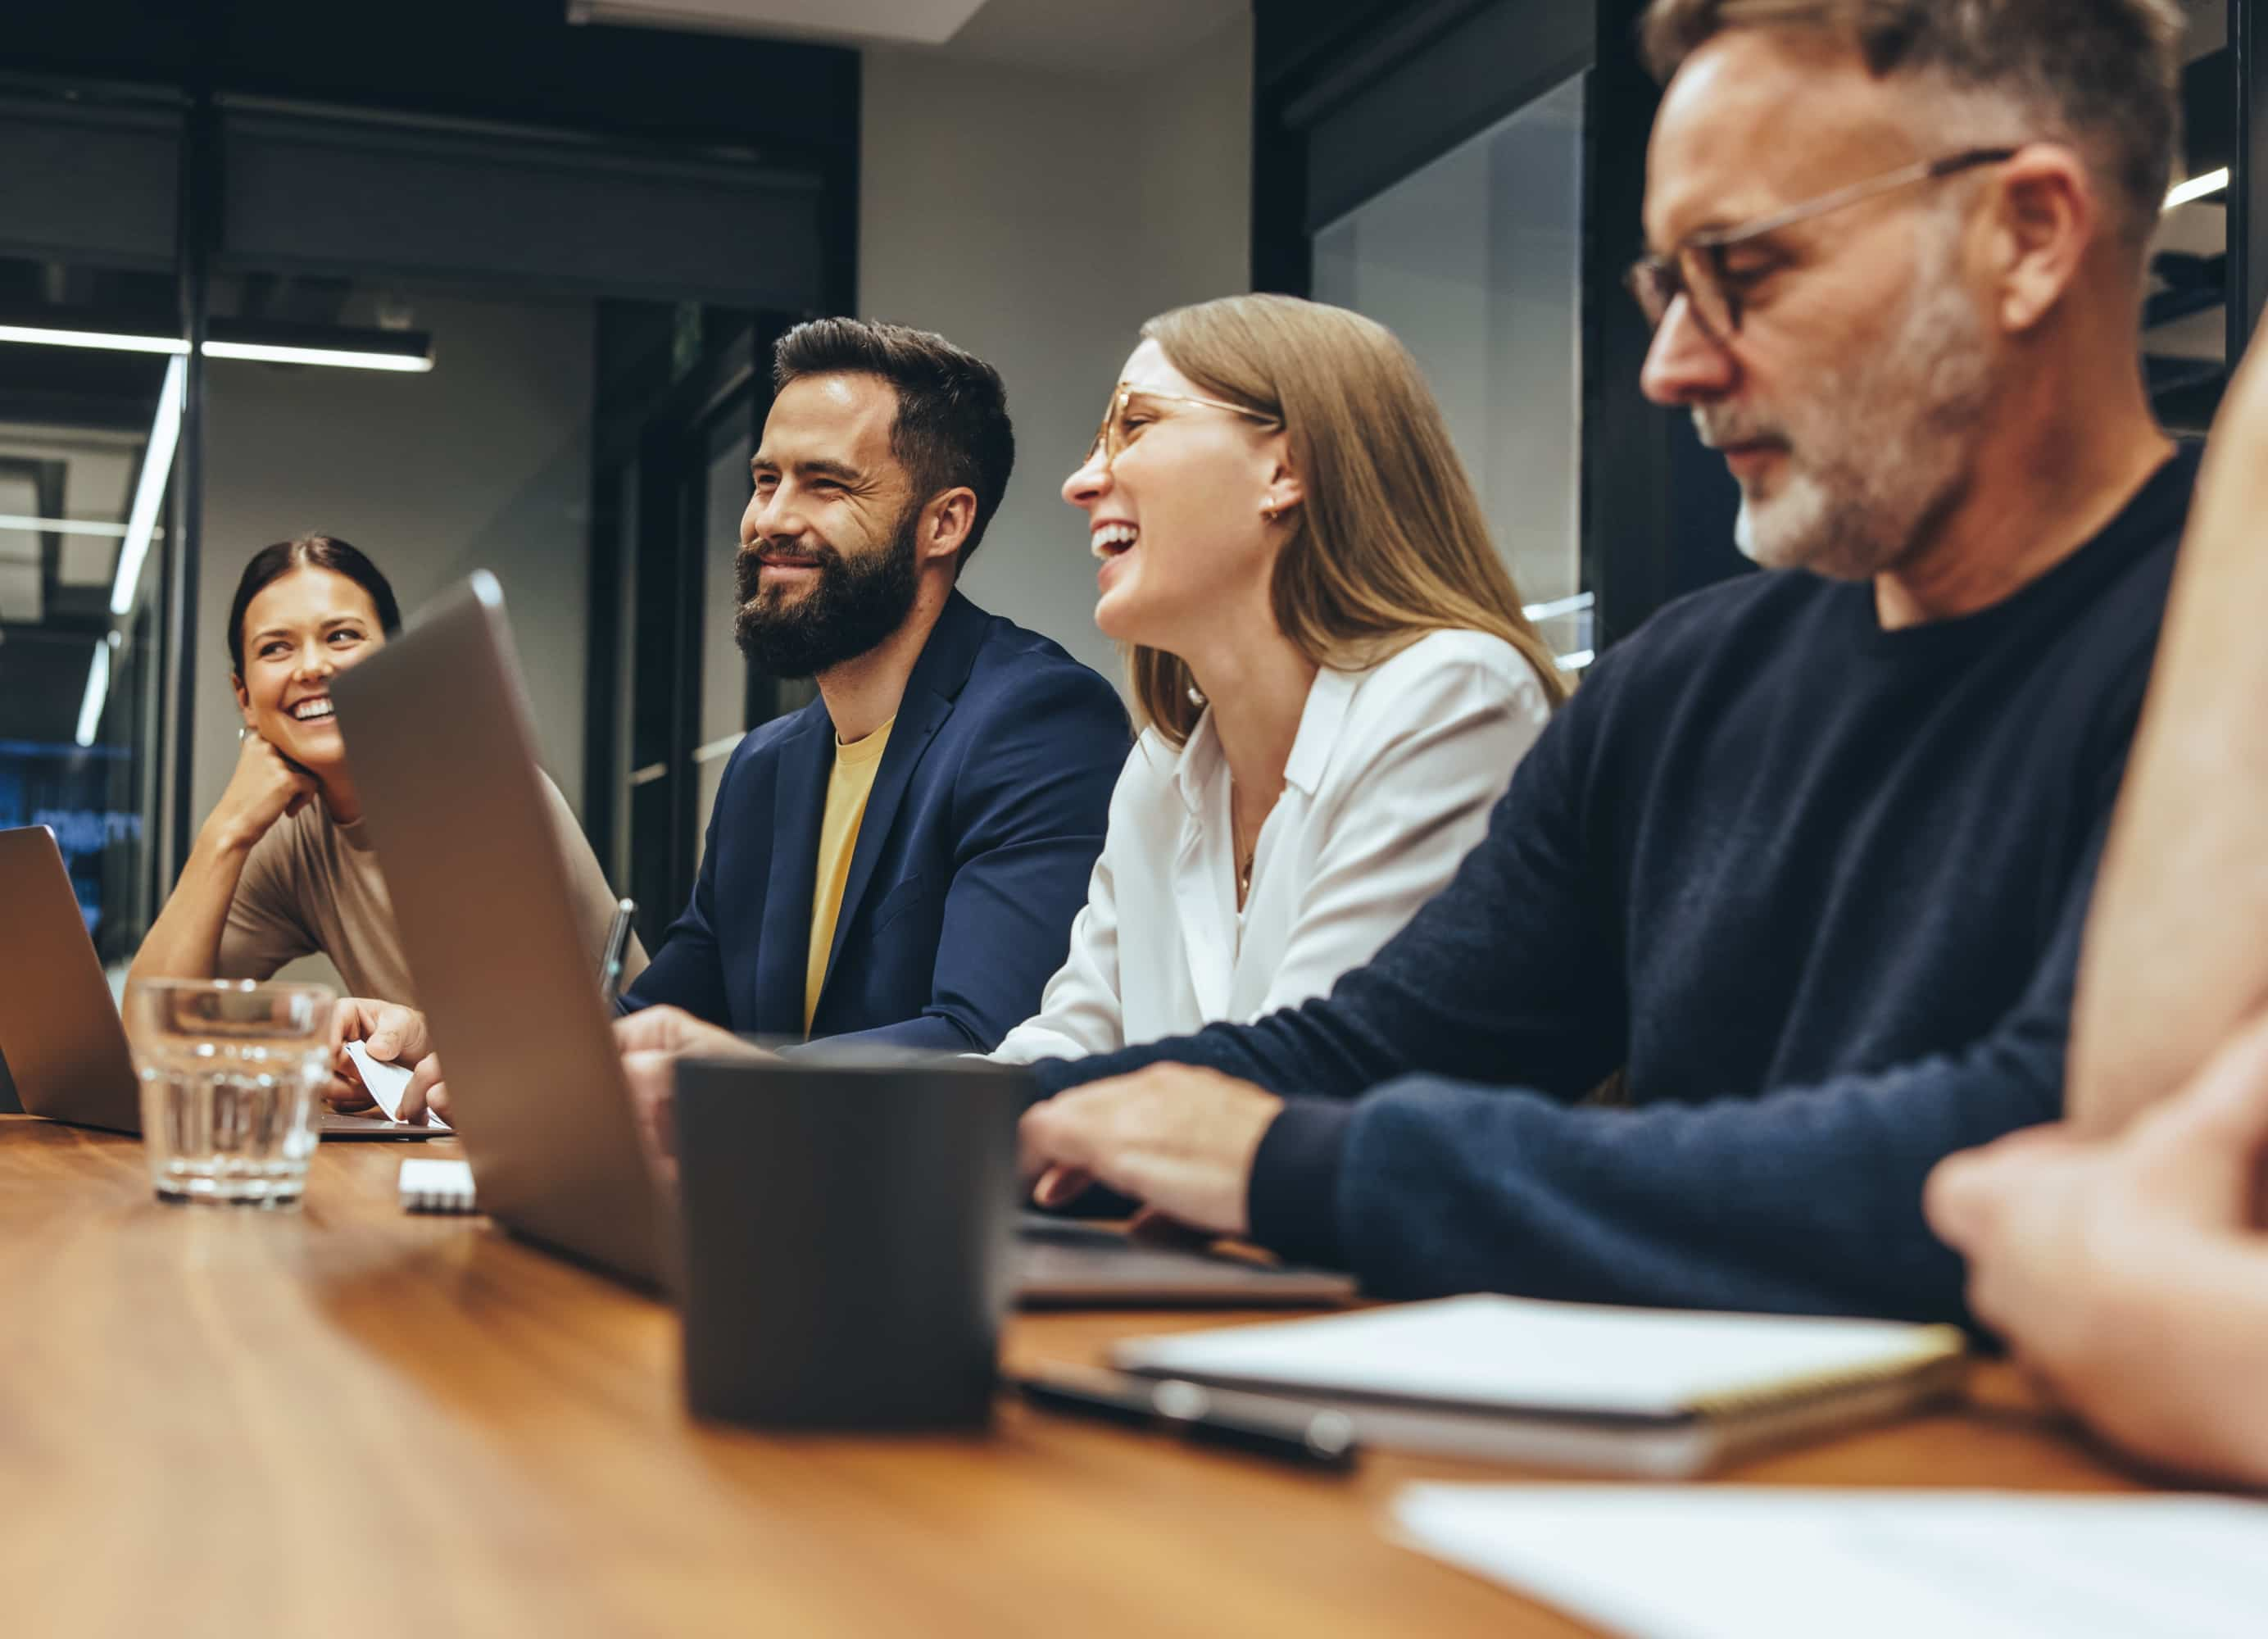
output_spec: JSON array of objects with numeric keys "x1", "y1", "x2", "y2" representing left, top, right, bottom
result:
[{"x1": 0, "y1": 1117, "x2": 2150, "y2": 1639}]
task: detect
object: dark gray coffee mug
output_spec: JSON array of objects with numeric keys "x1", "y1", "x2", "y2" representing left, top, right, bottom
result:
[{"x1": 672, "y1": 1053, "x2": 1026, "y2": 1431}]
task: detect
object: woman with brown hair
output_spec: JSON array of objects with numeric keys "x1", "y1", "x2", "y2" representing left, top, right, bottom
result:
[
  {"x1": 129, "y1": 534, "x2": 638, "y2": 1106},
  {"x1": 992, "y1": 294, "x2": 1564, "y2": 1065}
]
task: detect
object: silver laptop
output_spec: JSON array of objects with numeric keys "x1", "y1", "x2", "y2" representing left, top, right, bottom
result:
[
  {"x1": 333, "y1": 573, "x2": 1354, "y2": 1307},
  {"x1": 0, "y1": 825, "x2": 448, "y2": 1140}
]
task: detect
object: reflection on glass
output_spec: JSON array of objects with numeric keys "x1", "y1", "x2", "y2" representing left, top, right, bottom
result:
[
  {"x1": 1313, "y1": 72, "x2": 1590, "y2": 666},
  {"x1": 2146, "y1": 4, "x2": 2236, "y2": 435},
  {"x1": 0, "y1": 252, "x2": 178, "y2": 962}
]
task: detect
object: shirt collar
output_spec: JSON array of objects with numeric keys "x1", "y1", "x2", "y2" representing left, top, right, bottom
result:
[
  {"x1": 1169, "y1": 663, "x2": 1358, "y2": 815},
  {"x1": 1282, "y1": 665, "x2": 1356, "y2": 797}
]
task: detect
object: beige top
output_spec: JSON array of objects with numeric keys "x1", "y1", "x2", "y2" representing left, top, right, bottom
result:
[{"x1": 215, "y1": 773, "x2": 646, "y2": 1006}]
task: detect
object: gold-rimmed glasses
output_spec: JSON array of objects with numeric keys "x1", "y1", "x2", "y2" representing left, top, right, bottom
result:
[
  {"x1": 1626, "y1": 146, "x2": 2021, "y2": 343},
  {"x1": 1082, "y1": 382, "x2": 1280, "y2": 470}
]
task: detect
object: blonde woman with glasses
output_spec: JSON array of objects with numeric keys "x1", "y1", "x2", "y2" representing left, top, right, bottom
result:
[{"x1": 991, "y1": 294, "x2": 1565, "y2": 1068}]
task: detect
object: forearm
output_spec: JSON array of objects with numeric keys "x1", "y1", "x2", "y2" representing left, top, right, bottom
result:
[
  {"x1": 1252, "y1": 1037, "x2": 2065, "y2": 1321},
  {"x1": 1031, "y1": 1000, "x2": 1404, "y2": 1101},
  {"x1": 2051, "y1": 1234, "x2": 2268, "y2": 1486},
  {"x1": 129, "y1": 827, "x2": 256, "y2": 985},
  {"x1": 2071, "y1": 418, "x2": 2268, "y2": 1134}
]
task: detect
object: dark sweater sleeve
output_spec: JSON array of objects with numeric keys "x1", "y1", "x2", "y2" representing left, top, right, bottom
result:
[
  {"x1": 1247, "y1": 825, "x2": 2106, "y2": 1323},
  {"x1": 1030, "y1": 666, "x2": 1628, "y2": 1103}
]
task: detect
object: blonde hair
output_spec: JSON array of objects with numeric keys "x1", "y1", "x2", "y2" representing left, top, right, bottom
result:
[{"x1": 1128, "y1": 293, "x2": 1567, "y2": 747}]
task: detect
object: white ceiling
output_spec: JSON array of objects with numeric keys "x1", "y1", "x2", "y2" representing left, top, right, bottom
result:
[
  {"x1": 566, "y1": 0, "x2": 989, "y2": 48},
  {"x1": 568, "y1": 0, "x2": 1249, "y2": 74},
  {"x1": 939, "y1": 0, "x2": 1249, "y2": 75}
]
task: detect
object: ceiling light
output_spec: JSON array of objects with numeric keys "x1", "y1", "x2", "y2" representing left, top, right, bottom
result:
[
  {"x1": 75, "y1": 632, "x2": 120, "y2": 750},
  {"x1": 0, "y1": 316, "x2": 434, "y2": 372},
  {"x1": 0, "y1": 515, "x2": 152, "y2": 539},
  {"x1": 1522, "y1": 591, "x2": 1594, "y2": 623},
  {"x1": 2165, "y1": 169, "x2": 2230, "y2": 211},
  {"x1": 0, "y1": 323, "x2": 188, "y2": 356},
  {"x1": 111, "y1": 356, "x2": 185, "y2": 618},
  {"x1": 202, "y1": 338, "x2": 433, "y2": 372}
]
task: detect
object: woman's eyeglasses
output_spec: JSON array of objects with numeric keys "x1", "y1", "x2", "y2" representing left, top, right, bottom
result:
[
  {"x1": 1083, "y1": 382, "x2": 1280, "y2": 470},
  {"x1": 1626, "y1": 147, "x2": 2021, "y2": 343}
]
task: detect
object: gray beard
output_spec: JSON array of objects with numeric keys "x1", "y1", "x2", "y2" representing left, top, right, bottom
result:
[{"x1": 1721, "y1": 247, "x2": 1994, "y2": 583}]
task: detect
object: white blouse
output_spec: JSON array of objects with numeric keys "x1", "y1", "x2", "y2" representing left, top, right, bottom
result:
[{"x1": 990, "y1": 629, "x2": 1552, "y2": 1065}]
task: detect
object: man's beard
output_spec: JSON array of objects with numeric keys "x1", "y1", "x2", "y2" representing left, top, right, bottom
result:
[
  {"x1": 733, "y1": 506, "x2": 920, "y2": 679},
  {"x1": 1699, "y1": 227, "x2": 1994, "y2": 582}
]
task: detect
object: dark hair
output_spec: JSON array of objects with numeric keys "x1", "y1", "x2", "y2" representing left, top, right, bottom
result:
[
  {"x1": 1639, "y1": 0, "x2": 2184, "y2": 255},
  {"x1": 226, "y1": 535, "x2": 401, "y2": 678},
  {"x1": 772, "y1": 318, "x2": 1017, "y2": 570}
]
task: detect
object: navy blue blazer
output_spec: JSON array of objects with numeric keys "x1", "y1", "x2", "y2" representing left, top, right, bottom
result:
[{"x1": 624, "y1": 591, "x2": 1129, "y2": 1051}]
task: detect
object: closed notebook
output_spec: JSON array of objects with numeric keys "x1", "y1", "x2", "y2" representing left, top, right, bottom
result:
[
  {"x1": 399, "y1": 1157, "x2": 478, "y2": 1214},
  {"x1": 1111, "y1": 1294, "x2": 1966, "y2": 1478}
]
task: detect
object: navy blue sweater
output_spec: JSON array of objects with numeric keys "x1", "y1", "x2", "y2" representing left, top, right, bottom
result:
[{"x1": 1033, "y1": 449, "x2": 2198, "y2": 1321}]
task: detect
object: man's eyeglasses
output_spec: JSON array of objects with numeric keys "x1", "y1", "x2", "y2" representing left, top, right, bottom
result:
[
  {"x1": 1084, "y1": 382, "x2": 1280, "y2": 470},
  {"x1": 1626, "y1": 147, "x2": 2021, "y2": 343}
]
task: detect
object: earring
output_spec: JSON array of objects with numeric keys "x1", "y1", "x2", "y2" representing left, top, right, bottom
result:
[
  {"x1": 1186, "y1": 685, "x2": 1207, "y2": 708},
  {"x1": 1259, "y1": 501, "x2": 1277, "y2": 522}
]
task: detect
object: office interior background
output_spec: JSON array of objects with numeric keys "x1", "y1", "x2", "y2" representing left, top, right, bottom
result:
[{"x1": 1, "y1": 0, "x2": 2260, "y2": 1115}]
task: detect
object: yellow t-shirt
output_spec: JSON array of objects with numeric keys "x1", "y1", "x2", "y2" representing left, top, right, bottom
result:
[{"x1": 805, "y1": 716, "x2": 895, "y2": 1033}]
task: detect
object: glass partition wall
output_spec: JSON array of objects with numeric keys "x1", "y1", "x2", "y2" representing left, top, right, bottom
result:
[
  {"x1": 0, "y1": 28, "x2": 854, "y2": 1087},
  {"x1": 0, "y1": 259, "x2": 182, "y2": 968},
  {"x1": 1313, "y1": 72, "x2": 1590, "y2": 668},
  {"x1": 1261, "y1": 0, "x2": 2268, "y2": 651}
]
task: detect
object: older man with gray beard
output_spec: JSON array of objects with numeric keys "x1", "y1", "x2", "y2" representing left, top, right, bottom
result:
[{"x1": 1006, "y1": 0, "x2": 2197, "y2": 1323}]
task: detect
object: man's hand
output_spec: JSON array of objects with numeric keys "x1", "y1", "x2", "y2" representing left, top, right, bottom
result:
[
  {"x1": 328, "y1": 997, "x2": 433, "y2": 1111},
  {"x1": 1926, "y1": 1011, "x2": 2268, "y2": 1478},
  {"x1": 1017, "y1": 1065, "x2": 1284, "y2": 1238},
  {"x1": 612, "y1": 1006, "x2": 772, "y2": 1174}
]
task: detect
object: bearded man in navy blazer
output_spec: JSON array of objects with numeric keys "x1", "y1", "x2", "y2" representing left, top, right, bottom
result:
[{"x1": 621, "y1": 318, "x2": 1128, "y2": 1050}]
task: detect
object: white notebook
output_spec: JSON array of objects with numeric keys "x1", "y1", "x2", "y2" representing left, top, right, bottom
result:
[
  {"x1": 1112, "y1": 1295, "x2": 1965, "y2": 1476},
  {"x1": 1389, "y1": 1486, "x2": 2268, "y2": 1639},
  {"x1": 398, "y1": 1157, "x2": 477, "y2": 1214}
]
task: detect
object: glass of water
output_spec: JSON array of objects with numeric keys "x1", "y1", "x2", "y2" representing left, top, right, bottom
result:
[{"x1": 125, "y1": 978, "x2": 334, "y2": 1207}]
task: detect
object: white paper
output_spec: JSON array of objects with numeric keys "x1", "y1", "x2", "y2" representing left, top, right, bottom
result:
[
  {"x1": 1115, "y1": 1294, "x2": 1952, "y2": 1417},
  {"x1": 345, "y1": 1039, "x2": 449, "y2": 1130},
  {"x1": 1389, "y1": 1486, "x2": 2268, "y2": 1639}
]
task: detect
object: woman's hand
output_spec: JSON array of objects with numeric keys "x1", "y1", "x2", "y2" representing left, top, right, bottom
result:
[
  {"x1": 329, "y1": 997, "x2": 434, "y2": 1111},
  {"x1": 206, "y1": 732, "x2": 321, "y2": 856}
]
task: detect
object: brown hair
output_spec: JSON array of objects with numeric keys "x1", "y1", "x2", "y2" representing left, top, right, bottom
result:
[
  {"x1": 773, "y1": 316, "x2": 1015, "y2": 571},
  {"x1": 228, "y1": 535, "x2": 400, "y2": 679},
  {"x1": 1638, "y1": 0, "x2": 2185, "y2": 255},
  {"x1": 1128, "y1": 294, "x2": 1567, "y2": 748}
]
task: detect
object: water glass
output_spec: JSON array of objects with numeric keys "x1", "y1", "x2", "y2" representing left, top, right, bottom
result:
[{"x1": 125, "y1": 978, "x2": 333, "y2": 1207}]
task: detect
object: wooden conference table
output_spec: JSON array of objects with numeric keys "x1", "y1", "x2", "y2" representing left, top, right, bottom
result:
[{"x1": 0, "y1": 1118, "x2": 2151, "y2": 1639}]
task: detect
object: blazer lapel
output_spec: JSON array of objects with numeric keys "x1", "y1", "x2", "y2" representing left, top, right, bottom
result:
[{"x1": 751, "y1": 713, "x2": 833, "y2": 1033}]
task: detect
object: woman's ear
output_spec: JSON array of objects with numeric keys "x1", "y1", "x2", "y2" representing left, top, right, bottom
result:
[
  {"x1": 233, "y1": 674, "x2": 255, "y2": 728},
  {"x1": 1266, "y1": 446, "x2": 1305, "y2": 519}
]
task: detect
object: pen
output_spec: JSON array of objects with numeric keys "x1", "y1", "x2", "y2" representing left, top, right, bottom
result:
[
  {"x1": 1014, "y1": 1364, "x2": 1359, "y2": 1472},
  {"x1": 596, "y1": 898, "x2": 636, "y2": 1010}
]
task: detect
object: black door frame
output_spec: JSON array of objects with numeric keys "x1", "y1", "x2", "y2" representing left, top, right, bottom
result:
[
  {"x1": 2234, "y1": 0, "x2": 2268, "y2": 357},
  {"x1": 585, "y1": 311, "x2": 813, "y2": 947}
]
